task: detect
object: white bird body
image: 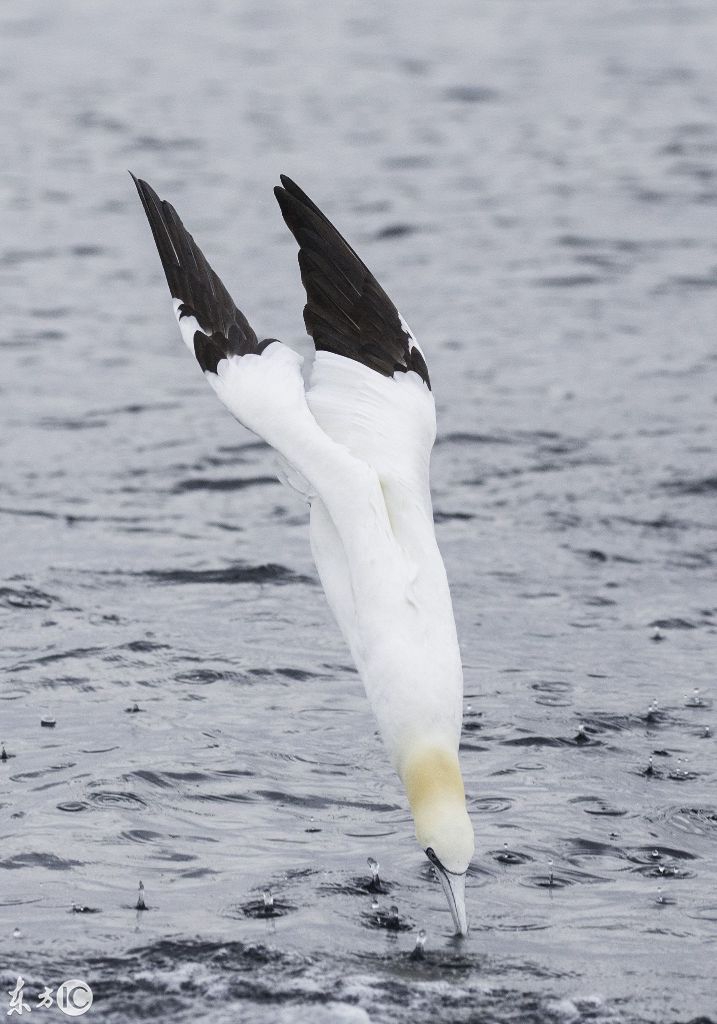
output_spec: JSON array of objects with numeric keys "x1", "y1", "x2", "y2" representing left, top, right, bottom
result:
[
  {"x1": 308, "y1": 352, "x2": 463, "y2": 763},
  {"x1": 134, "y1": 174, "x2": 474, "y2": 932}
]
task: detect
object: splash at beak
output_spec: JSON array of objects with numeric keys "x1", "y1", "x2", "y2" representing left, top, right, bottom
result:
[{"x1": 426, "y1": 848, "x2": 468, "y2": 935}]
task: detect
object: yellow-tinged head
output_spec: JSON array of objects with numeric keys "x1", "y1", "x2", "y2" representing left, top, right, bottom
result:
[{"x1": 401, "y1": 745, "x2": 474, "y2": 935}]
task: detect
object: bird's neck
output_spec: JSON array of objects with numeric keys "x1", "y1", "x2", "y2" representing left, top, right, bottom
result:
[{"x1": 400, "y1": 744, "x2": 466, "y2": 837}]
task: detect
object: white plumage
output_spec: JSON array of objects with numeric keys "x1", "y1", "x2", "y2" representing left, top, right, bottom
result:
[{"x1": 133, "y1": 173, "x2": 474, "y2": 934}]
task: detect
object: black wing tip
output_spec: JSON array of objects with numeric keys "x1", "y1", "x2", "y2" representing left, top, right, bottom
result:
[
  {"x1": 274, "y1": 175, "x2": 322, "y2": 222},
  {"x1": 132, "y1": 174, "x2": 268, "y2": 367},
  {"x1": 130, "y1": 172, "x2": 157, "y2": 205},
  {"x1": 273, "y1": 178, "x2": 304, "y2": 218},
  {"x1": 278, "y1": 174, "x2": 315, "y2": 211},
  {"x1": 278, "y1": 173, "x2": 299, "y2": 192},
  {"x1": 273, "y1": 175, "x2": 431, "y2": 387}
]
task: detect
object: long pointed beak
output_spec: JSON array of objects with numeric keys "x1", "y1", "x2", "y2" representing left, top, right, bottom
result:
[{"x1": 436, "y1": 867, "x2": 468, "y2": 935}]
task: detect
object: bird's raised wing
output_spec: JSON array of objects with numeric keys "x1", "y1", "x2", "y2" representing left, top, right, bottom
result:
[
  {"x1": 274, "y1": 175, "x2": 430, "y2": 388},
  {"x1": 274, "y1": 177, "x2": 437, "y2": 527},
  {"x1": 131, "y1": 176, "x2": 410, "y2": 600},
  {"x1": 132, "y1": 175, "x2": 276, "y2": 373},
  {"x1": 132, "y1": 175, "x2": 368, "y2": 507}
]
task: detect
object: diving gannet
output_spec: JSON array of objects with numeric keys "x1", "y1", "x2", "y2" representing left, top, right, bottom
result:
[{"x1": 132, "y1": 174, "x2": 474, "y2": 934}]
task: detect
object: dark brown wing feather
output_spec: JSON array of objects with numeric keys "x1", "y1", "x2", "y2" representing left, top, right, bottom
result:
[
  {"x1": 274, "y1": 175, "x2": 430, "y2": 389},
  {"x1": 131, "y1": 174, "x2": 274, "y2": 373}
]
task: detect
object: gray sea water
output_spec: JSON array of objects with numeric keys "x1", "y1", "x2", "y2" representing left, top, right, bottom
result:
[{"x1": 1, "y1": 1, "x2": 716, "y2": 1021}]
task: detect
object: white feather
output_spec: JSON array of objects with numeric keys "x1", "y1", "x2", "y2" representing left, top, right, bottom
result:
[
  {"x1": 196, "y1": 342, "x2": 462, "y2": 769},
  {"x1": 398, "y1": 311, "x2": 426, "y2": 358},
  {"x1": 307, "y1": 351, "x2": 436, "y2": 542},
  {"x1": 172, "y1": 297, "x2": 203, "y2": 354}
]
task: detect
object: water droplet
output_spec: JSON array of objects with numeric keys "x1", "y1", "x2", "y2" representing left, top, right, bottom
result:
[
  {"x1": 367, "y1": 855, "x2": 381, "y2": 892},
  {"x1": 411, "y1": 928, "x2": 427, "y2": 959},
  {"x1": 135, "y1": 879, "x2": 146, "y2": 911},
  {"x1": 575, "y1": 723, "x2": 589, "y2": 744}
]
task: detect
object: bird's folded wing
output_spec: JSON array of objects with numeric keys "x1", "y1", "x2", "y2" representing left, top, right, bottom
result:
[{"x1": 274, "y1": 176, "x2": 437, "y2": 520}]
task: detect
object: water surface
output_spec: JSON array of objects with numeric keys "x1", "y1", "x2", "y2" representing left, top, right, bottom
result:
[{"x1": 1, "y1": 1, "x2": 716, "y2": 1021}]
